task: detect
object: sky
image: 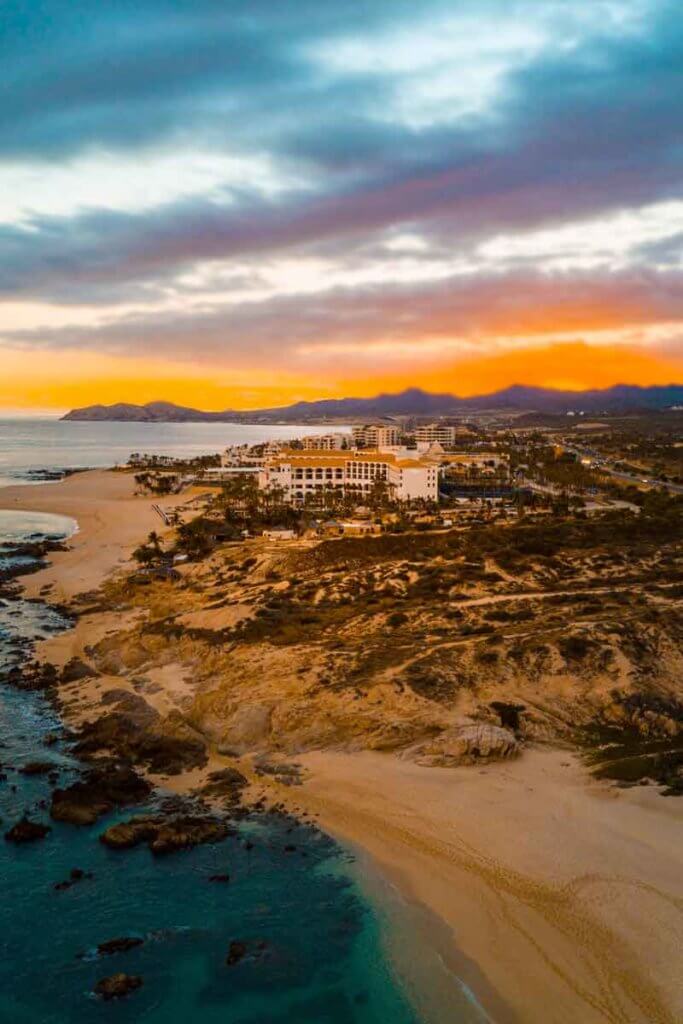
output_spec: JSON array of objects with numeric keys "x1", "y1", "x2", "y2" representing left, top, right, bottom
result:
[{"x1": 1, "y1": 0, "x2": 682, "y2": 412}]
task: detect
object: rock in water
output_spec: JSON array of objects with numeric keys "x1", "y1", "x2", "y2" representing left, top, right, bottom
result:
[
  {"x1": 50, "y1": 764, "x2": 152, "y2": 825},
  {"x1": 149, "y1": 816, "x2": 231, "y2": 855},
  {"x1": 99, "y1": 814, "x2": 231, "y2": 854},
  {"x1": 98, "y1": 817, "x2": 160, "y2": 850},
  {"x1": 93, "y1": 973, "x2": 143, "y2": 1000},
  {"x1": 225, "y1": 941, "x2": 248, "y2": 965},
  {"x1": 97, "y1": 937, "x2": 144, "y2": 956},
  {"x1": 20, "y1": 761, "x2": 54, "y2": 776},
  {"x1": 414, "y1": 724, "x2": 519, "y2": 766},
  {"x1": 4, "y1": 818, "x2": 51, "y2": 843}
]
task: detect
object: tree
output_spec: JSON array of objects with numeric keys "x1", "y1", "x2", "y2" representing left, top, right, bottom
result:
[
  {"x1": 132, "y1": 543, "x2": 156, "y2": 566},
  {"x1": 147, "y1": 530, "x2": 162, "y2": 553}
]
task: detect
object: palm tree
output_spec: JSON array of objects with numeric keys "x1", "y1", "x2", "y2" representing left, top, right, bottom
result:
[{"x1": 147, "y1": 530, "x2": 162, "y2": 554}]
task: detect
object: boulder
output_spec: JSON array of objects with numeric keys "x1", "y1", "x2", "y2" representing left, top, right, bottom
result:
[
  {"x1": 225, "y1": 941, "x2": 248, "y2": 966},
  {"x1": 414, "y1": 724, "x2": 519, "y2": 767},
  {"x1": 99, "y1": 817, "x2": 160, "y2": 850},
  {"x1": 60, "y1": 657, "x2": 97, "y2": 683},
  {"x1": 72, "y1": 708, "x2": 207, "y2": 775},
  {"x1": 99, "y1": 814, "x2": 231, "y2": 854},
  {"x1": 225, "y1": 939, "x2": 268, "y2": 966},
  {"x1": 149, "y1": 816, "x2": 231, "y2": 856},
  {"x1": 5, "y1": 818, "x2": 51, "y2": 843},
  {"x1": 195, "y1": 767, "x2": 247, "y2": 804},
  {"x1": 97, "y1": 937, "x2": 144, "y2": 957},
  {"x1": 93, "y1": 973, "x2": 143, "y2": 1000},
  {"x1": 20, "y1": 761, "x2": 54, "y2": 776},
  {"x1": 50, "y1": 764, "x2": 151, "y2": 825}
]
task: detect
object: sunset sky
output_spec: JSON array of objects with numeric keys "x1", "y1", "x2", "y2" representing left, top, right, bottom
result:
[{"x1": 1, "y1": 1, "x2": 682, "y2": 411}]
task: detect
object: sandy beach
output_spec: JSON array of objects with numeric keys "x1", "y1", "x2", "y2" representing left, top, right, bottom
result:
[
  {"x1": 287, "y1": 749, "x2": 683, "y2": 1024},
  {"x1": 0, "y1": 469, "x2": 182, "y2": 601},
  {"x1": 3, "y1": 469, "x2": 683, "y2": 1024}
]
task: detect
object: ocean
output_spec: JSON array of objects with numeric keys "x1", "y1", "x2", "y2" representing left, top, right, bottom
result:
[
  {"x1": 0, "y1": 417, "x2": 349, "y2": 487},
  {"x1": 0, "y1": 419, "x2": 483, "y2": 1024}
]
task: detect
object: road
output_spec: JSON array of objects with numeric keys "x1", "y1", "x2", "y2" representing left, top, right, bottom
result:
[{"x1": 562, "y1": 445, "x2": 683, "y2": 494}]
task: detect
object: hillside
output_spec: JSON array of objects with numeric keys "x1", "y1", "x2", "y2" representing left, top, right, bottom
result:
[{"x1": 61, "y1": 384, "x2": 683, "y2": 422}]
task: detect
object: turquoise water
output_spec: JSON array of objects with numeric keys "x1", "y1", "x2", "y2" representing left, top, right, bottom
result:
[
  {"x1": 0, "y1": 418, "x2": 350, "y2": 486},
  {"x1": 0, "y1": 513, "x2": 422, "y2": 1023}
]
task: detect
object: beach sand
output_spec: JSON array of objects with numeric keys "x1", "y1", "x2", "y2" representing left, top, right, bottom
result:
[
  {"x1": 4, "y1": 469, "x2": 683, "y2": 1024},
  {"x1": 0, "y1": 469, "x2": 183, "y2": 601},
  {"x1": 285, "y1": 749, "x2": 683, "y2": 1024}
]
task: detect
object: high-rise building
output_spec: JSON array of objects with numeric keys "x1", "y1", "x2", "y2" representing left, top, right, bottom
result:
[{"x1": 351, "y1": 424, "x2": 400, "y2": 448}]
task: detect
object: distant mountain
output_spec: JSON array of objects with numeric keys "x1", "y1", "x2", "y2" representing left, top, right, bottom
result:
[{"x1": 62, "y1": 384, "x2": 683, "y2": 422}]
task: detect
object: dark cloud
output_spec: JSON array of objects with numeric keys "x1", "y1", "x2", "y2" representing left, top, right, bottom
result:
[
  {"x1": 5, "y1": 266, "x2": 683, "y2": 367},
  {"x1": 1, "y1": 0, "x2": 682, "y2": 362}
]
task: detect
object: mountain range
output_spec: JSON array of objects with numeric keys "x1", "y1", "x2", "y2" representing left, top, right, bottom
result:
[{"x1": 61, "y1": 384, "x2": 683, "y2": 422}]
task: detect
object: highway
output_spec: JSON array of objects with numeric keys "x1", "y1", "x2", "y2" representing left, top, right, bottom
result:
[{"x1": 562, "y1": 445, "x2": 683, "y2": 495}]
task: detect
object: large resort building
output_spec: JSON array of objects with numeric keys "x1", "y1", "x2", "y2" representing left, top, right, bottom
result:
[{"x1": 259, "y1": 449, "x2": 439, "y2": 503}]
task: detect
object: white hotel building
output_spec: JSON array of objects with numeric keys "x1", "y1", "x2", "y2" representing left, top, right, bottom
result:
[{"x1": 258, "y1": 449, "x2": 439, "y2": 503}]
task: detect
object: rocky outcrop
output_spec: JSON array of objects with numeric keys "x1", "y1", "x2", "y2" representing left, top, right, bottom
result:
[
  {"x1": 194, "y1": 767, "x2": 248, "y2": 805},
  {"x1": 60, "y1": 657, "x2": 98, "y2": 683},
  {"x1": 9, "y1": 660, "x2": 59, "y2": 692},
  {"x1": 413, "y1": 724, "x2": 520, "y2": 766},
  {"x1": 93, "y1": 973, "x2": 143, "y2": 1000},
  {"x1": 72, "y1": 706, "x2": 207, "y2": 775},
  {"x1": 5, "y1": 818, "x2": 51, "y2": 843},
  {"x1": 597, "y1": 693, "x2": 683, "y2": 739},
  {"x1": 50, "y1": 763, "x2": 151, "y2": 825},
  {"x1": 99, "y1": 814, "x2": 231, "y2": 854}
]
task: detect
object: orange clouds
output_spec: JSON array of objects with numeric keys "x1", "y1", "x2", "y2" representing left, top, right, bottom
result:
[
  {"x1": 1, "y1": 340, "x2": 681, "y2": 412},
  {"x1": 0, "y1": 349, "x2": 336, "y2": 412},
  {"x1": 416, "y1": 342, "x2": 683, "y2": 396}
]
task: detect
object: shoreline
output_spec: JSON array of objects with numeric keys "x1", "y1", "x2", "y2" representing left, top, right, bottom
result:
[
  {"x1": 2, "y1": 469, "x2": 682, "y2": 1023},
  {"x1": 279, "y1": 749, "x2": 683, "y2": 1024},
  {"x1": 0, "y1": 469, "x2": 182, "y2": 601},
  {"x1": 1, "y1": 469, "x2": 475, "y2": 1023}
]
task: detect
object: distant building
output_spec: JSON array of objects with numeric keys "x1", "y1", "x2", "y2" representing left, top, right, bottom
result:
[
  {"x1": 221, "y1": 442, "x2": 280, "y2": 467},
  {"x1": 351, "y1": 424, "x2": 400, "y2": 448},
  {"x1": 414, "y1": 423, "x2": 471, "y2": 446},
  {"x1": 301, "y1": 433, "x2": 348, "y2": 450},
  {"x1": 263, "y1": 527, "x2": 297, "y2": 540},
  {"x1": 258, "y1": 448, "x2": 438, "y2": 504}
]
